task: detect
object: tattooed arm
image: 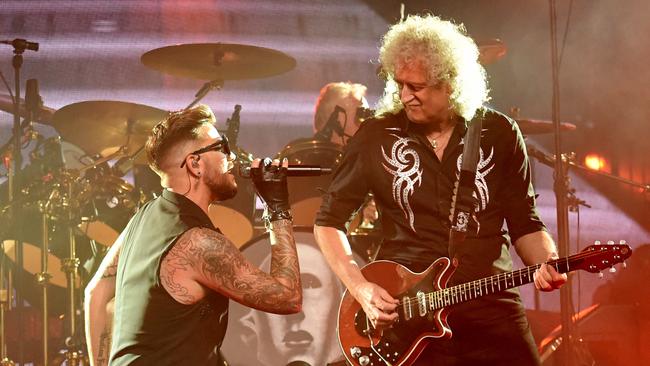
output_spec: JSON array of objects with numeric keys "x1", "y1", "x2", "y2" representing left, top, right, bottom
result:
[
  {"x1": 162, "y1": 220, "x2": 301, "y2": 314},
  {"x1": 84, "y1": 233, "x2": 122, "y2": 366}
]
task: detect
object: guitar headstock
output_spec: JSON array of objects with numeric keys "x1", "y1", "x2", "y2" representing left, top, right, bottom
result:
[{"x1": 576, "y1": 240, "x2": 632, "y2": 273}]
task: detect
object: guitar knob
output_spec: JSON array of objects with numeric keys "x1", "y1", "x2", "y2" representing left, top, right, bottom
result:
[
  {"x1": 350, "y1": 347, "x2": 361, "y2": 358},
  {"x1": 359, "y1": 355, "x2": 370, "y2": 366}
]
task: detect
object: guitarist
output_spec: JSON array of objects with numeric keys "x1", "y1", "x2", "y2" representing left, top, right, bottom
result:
[{"x1": 314, "y1": 14, "x2": 567, "y2": 366}]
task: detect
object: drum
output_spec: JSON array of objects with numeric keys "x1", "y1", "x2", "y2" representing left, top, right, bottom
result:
[
  {"x1": 1, "y1": 206, "x2": 88, "y2": 316},
  {"x1": 276, "y1": 139, "x2": 342, "y2": 226},
  {"x1": 78, "y1": 164, "x2": 137, "y2": 246},
  {"x1": 221, "y1": 227, "x2": 366, "y2": 366}
]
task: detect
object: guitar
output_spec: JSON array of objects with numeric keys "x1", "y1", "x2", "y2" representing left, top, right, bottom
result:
[{"x1": 337, "y1": 242, "x2": 632, "y2": 366}]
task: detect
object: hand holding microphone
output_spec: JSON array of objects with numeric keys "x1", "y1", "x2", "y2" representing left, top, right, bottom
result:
[{"x1": 250, "y1": 157, "x2": 291, "y2": 222}]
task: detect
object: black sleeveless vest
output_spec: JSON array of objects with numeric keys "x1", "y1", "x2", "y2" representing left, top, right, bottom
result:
[{"x1": 110, "y1": 189, "x2": 228, "y2": 365}]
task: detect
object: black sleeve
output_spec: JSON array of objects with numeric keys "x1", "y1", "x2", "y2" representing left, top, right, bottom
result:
[
  {"x1": 500, "y1": 119, "x2": 547, "y2": 243},
  {"x1": 315, "y1": 130, "x2": 371, "y2": 232}
]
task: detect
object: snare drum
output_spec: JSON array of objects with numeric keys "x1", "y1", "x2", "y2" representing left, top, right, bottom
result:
[
  {"x1": 276, "y1": 139, "x2": 342, "y2": 226},
  {"x1": 221, "y1": 227, "x2": 366, "y2": 366}
]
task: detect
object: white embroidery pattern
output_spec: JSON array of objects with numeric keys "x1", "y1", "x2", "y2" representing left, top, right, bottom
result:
[
  {"x1": 381, "y1": 133, "x2": 423, "y2": 231},
  {"x1": 456, "y1": 146, "x2": 495, "y2": 211}
]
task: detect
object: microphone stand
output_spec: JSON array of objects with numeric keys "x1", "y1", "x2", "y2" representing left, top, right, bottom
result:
[
  {"x1": 548, "y1": 1, "x2": 577, "y2": 364},
  {"x1": 2, "y1": 40, "x2": 31, "y2": 366},
  {"x1": 185, "y1": 79, "x2": 223, "y2": 110}
]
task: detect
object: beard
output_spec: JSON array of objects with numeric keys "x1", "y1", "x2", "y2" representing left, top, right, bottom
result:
[{"x1": 208, "y1": 172, "x2": 238, "y2": 202}]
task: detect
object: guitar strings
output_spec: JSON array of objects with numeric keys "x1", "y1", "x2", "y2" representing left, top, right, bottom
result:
[{"x1": 392, "y1": 248, "x2": 622, "y2": 308}]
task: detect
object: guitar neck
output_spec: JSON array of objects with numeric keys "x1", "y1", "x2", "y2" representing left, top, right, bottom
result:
[{"x1": 426, "y1": 254, "x2": 579, "y2": 310}]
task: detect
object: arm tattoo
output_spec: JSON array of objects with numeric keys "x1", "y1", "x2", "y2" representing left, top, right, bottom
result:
[
  {"x1": 161, "y1": 239, "x2": 197, "y2": 304},
  {"x1": 100, "y1": 246, "x2": 120, "y2": 279},
  {"x1": 187, "y1": 224, "x2": 302, "y2": 313},
  {"x1": 101, "y1": 264, "x2": 117, "y2": 279},
  {"x1": 96, "y1": 320, "x2": 112, "y2": 365}
]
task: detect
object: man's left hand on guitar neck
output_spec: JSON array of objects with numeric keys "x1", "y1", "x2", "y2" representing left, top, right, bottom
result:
[{"x1": 514, "y1": 231, "x2": 568, "y2": 291}]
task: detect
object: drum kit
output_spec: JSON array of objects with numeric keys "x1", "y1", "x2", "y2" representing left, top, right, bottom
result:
[{"x1": 0, "y1": 37, "x2": 578, "y2": 366}]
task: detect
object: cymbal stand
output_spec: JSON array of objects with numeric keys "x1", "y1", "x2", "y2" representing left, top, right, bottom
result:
[
  {"x1": 61, "y1": 181, "x2": 84, "y2": 365},
  {"x1": 36, "y1": 188, "x2": 59, "y2": 366},
  {"x1": 3, "y1": 38, "x2": 33, "y2": 366},
  {"x1": 0, "y1": 239, "x2": 14, "y2": 366},
  {"x1": 185, "y1": 79, "x2": 223, "y2": 110}
]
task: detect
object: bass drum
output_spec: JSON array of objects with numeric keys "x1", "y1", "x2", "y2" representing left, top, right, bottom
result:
[
  {"x1": 221, "y1": 227, "x2": 366, "y2": 366},
  {"x1": 276, "y1": 139, "x2": 342, "y2": 226}
]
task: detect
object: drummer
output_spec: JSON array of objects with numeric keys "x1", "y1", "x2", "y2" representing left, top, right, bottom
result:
[
  {"x1": 313, "y1": 81, "x2": 370, "y2": 146},
  {"x1": 315, "y1": 81, "x2": 379, "y2": 226}
]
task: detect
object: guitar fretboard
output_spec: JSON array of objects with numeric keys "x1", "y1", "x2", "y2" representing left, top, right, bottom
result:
[{"x1": 399, "y1": 245, "x2": 626, "y2": 320}]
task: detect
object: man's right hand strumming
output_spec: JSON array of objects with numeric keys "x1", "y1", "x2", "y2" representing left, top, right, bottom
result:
[{"x1": 352, "y1": 281, "x2": 399, "y2": 329}]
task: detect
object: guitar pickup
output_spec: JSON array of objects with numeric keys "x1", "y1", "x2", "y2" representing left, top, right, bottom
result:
[{"x1": 417, "y1": 291, "x2": 427, "y2": 317}]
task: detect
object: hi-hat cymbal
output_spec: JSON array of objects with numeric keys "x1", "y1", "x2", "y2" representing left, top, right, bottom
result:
[
  {"x1": 52, "y1": 101, "x2": 168, "y2": 159},
  {"x1": 141, "y1": 43, "x2": 297, "y2": 80},
  {"x1": 517, "y1": 118, "x2": 577, "y2": 135},
  {"x1": 477, "y1": 39, "x2": 507, "y2": 65},
  {"x1": 0, "y1": 93, "x2": 57, "y2": 124}
]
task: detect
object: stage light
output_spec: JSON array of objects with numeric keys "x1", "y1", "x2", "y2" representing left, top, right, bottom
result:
[{"x1": 584, "y1": 153, "x2": 608, "y2": 172}]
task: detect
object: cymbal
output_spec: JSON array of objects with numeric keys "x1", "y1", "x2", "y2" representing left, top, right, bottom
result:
[
  {"x1": 141, "y1": 43, "x2": 297, "y2": 80},
  {"x1": 517, "y1": 118, "x2": 577, "y2": 135},
  {"x1": 0, "y1": 93, "x2": 56, "y2": 124},
  {"x1": 477, "y1": 39, "x2": 507, "y2": 65},
  {"x1": 52, "y1": 101, "x2": 168, "y2": 159}
]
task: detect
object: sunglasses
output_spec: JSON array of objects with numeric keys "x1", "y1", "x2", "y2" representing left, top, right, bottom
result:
[{"x1": 180, "y1": 134, "x2": 231, "y2": 168}]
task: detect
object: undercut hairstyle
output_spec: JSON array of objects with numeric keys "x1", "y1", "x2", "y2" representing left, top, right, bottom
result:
[
  {"x1": 145, "y1": 104, "x2": 216, "y2": 174},
  {"x1": 313, "y1": 82, "x2": 367, "y2": 133},
  {"x1": 377, "y1": 14, "x2": 489, "y2": 121}
]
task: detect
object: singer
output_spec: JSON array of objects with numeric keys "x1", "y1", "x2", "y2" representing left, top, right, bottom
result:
[{"x1": 84, "y1": 104, "x2": 302, "y2": 366}]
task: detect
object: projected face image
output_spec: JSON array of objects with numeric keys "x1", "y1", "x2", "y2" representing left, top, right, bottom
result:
[{"x1": 241, "y1": 242, "x2": 344, "y2": 366}]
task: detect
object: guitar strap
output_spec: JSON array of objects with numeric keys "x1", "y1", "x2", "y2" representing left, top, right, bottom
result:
[{"x1": 448, "y1": 116, "x2": 482, "y2": 256}]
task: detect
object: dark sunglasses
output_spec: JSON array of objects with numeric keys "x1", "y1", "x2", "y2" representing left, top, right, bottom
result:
[{"x1": 180, "y1": 134, "x2": 231, "y2": 168}]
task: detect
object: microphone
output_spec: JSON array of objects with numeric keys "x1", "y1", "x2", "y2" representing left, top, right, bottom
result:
[
  {"x1": 314, "y1": 105, "x2": 345, "y2": 141},
  {"x1": 25, "y1": 79, "x2": 42, "y2": 120},
  {"x1": 238, "y1": 164, "x2": 332, "y2": 178},
  {"x1": 226, "y1": 104, "x2": 241, "y2": 147},
  {"x1": 1, "y1": 38, "x2": 39, "y2": 52}
]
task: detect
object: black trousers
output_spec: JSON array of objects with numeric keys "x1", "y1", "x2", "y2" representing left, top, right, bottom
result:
[{"x1": 413, "y1": 312, "x2": 541, "y2": 366}]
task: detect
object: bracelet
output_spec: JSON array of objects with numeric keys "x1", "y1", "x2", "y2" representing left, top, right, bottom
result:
[
  {"x1": 269, "y1": 209, "x2": 293, "y2": 222},
  {"x1": 263, "y1": 208, "x2": 293, "y2": 231}
]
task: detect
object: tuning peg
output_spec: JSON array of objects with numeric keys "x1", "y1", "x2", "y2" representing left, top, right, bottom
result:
[
  {"x1": 598, "y1": 272, "x2": 604, "y2": 279},
  {"x1": 609, "y1": 267, "x2": 617, "y2": 273},
  {"x1": 594, "y1": 240, "x2": 602, "y2": 245},
  {"x1": 619, "y1": 240, "x2": 627, "y2": 245},
  {"x1": 607, "y1": 240, "x2": 615, "y2": 245}
]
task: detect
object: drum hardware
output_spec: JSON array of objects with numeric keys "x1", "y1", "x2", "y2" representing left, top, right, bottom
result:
[
  {"x1": 509, "y1": 107, "x2": 577, "y2": 135},
  {"x1": 1, "y1": 40, "x2": 42, "y2": 365},
  {"x1": 35, "y1": 187, "x2": 60, "y2": 366},
  {"x1": 276, "y1": 139, "x2": 342, "y2": 227},
  {"x1": 476, "y1": 38, "x2": 508, "y2": 65}
]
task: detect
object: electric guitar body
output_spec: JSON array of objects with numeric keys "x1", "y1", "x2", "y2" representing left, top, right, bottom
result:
[{"x1": 337, "y1": 243, "x2": 632, "y2": 366}]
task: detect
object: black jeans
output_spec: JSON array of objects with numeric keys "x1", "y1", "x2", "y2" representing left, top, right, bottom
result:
[{"x1": 413, "y1": 312, "x2": 540, "y2": 366}]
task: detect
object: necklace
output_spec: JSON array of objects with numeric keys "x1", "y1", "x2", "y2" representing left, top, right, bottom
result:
[{"x1": 428, "y1": 127, "x2": 453, "y2": 151}]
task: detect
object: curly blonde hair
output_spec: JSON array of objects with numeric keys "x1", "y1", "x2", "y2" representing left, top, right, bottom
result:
[{"x1": 376, "y1": 14, "x2": 489, "y2": 121}]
